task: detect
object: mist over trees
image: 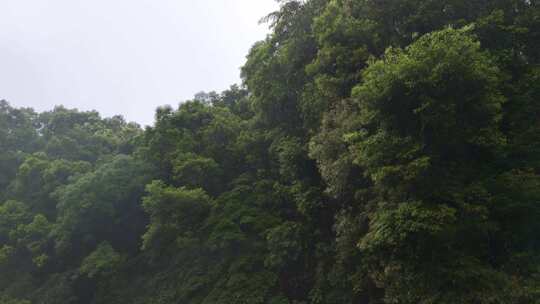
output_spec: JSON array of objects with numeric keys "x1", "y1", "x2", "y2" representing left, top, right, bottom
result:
[{"x1": 1, "y1": 0, "x2": 540, "y2": 303}]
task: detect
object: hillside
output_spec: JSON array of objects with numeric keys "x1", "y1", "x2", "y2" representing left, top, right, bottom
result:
[{"x1": 1, "y1": 1, "x2": 540, "y2": 303}]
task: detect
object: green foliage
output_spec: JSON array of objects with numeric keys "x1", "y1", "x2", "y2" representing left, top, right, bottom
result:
[
  {"x1": 172, "y1": 153, "x2": 222, "y2": 193},
  {"x1": 80, "y1": 242, "x2": 123, "y2": 278},
  {"x1": 142, "y1": 180, "x2": 211, "y2": 252},
  {"x1": 1, "y1": 1, "x2": 540, "y2": 303},
  {"x1": 0, "y1": 296, "x2": 31, "y2": 304},
  {"x1": 52, "y1": 155, "x2": 153, "y2": 260}
]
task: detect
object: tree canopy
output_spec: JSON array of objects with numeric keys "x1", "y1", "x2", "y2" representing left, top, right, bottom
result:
[{"x1": 1, "y1": 0, "x2": 540, "y2": 303}]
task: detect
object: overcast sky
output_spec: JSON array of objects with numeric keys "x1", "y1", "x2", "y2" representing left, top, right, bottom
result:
[{"x1": 0, "y1": 0, "x2": 278, "y2": 125}]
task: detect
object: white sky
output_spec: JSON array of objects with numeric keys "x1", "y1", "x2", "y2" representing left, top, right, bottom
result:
[{"x1": 0, "y1": 0, "x2": 278, "y2": 126}]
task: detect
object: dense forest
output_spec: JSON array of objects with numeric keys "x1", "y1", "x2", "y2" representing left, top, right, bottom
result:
[{"x1": 1, "y1": 0, "x2": 540, "y2": 303}]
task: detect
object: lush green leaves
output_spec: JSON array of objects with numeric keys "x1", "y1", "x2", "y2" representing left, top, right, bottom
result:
[
  {"x1": 1, "y1": 1, "x2": 540, "y2": 303},
  {"x1": 142, "y1": 180, "x2": 211, "y2": 251}
]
